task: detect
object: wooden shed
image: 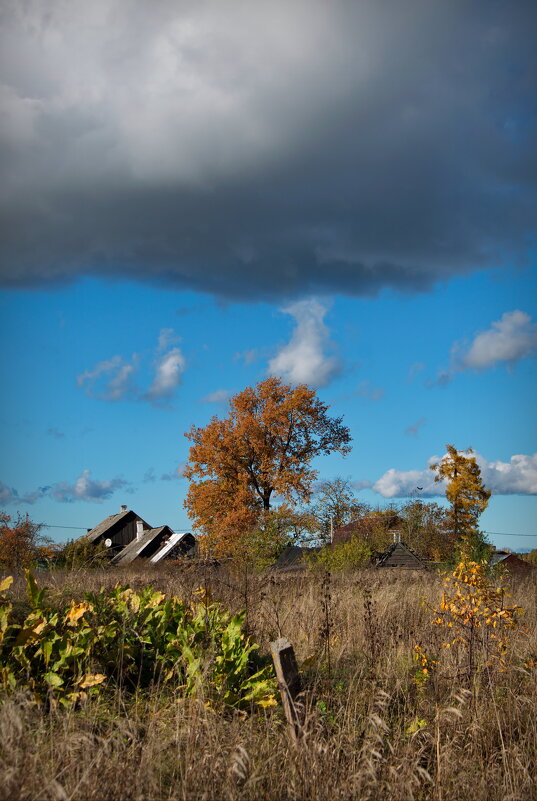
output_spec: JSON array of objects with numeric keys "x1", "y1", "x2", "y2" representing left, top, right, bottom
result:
[
  {"x1": 376, "y1": 541, "x2": 426, "y2": 570},
  {"x1": 110, "y1": 524, "x2": 175, "y2": 566},
  {"x1": 489, "y1": 551, "x2": 533, "y2": 577},
  {"x1": 83, "y1": 505, "x2": 152, "y2": 551}
]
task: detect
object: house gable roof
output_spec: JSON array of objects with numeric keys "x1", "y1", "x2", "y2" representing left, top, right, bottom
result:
[
  {"x1": 150, "y1": 531, "x2": 196, "y2": 563},
  {"x1": 84, "y1": 509, "x2": 151, "y2": 544},
  {"x1": 376, "y1": 541, "x2": 426, "y2": 569},
  {"x1": 110, "y1": 525, "x2": 173, "y2": 566}
]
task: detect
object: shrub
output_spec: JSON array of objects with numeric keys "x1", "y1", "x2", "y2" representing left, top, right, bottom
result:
[
  {"x1": 308, "y1": 536, "x2": 372, "y2": 571},
  {"x1": 0, "y1": 572, "x2": 276, "y2": 710}
]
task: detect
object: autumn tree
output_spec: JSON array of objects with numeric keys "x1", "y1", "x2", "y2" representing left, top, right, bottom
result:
[
  {"x1": 430, "y1": 444, "x2": 491, "y2": 560},
  {"x1": 0, "y1": 512, "x2": 51, "y2": 570},
  {"x1": 309, "y1": 477, "x2": 370, "y2": 544},
  {"x1": 184, "y1": 377, "x2": 352, "y2": 556}
]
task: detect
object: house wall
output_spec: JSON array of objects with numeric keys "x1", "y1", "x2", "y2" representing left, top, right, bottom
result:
[{"x1": 99, "y1": 513, "x2": 148, "y2": 549}]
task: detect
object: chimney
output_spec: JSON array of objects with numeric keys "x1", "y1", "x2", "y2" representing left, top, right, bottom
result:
[
  {"x1": 136, "y1": 520, "x2": 144, "y2": 541},
  {"x1": 120, "y1": 504, "x2": 127, "y2": 512},
  {"x1": 393, "y1": 531, "x2": 401, "y2": 544}
]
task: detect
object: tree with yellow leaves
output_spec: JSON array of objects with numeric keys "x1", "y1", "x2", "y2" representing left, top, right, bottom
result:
[
  {"x1": 431, "y1": 445, "x2": 491, "y2": 560},
  {"x1": 184, "y1": 377, "x2": 352, "y2": 556}
]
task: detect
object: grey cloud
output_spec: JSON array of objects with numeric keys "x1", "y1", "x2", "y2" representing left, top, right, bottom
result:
[
  {"x1": 1, "y1": 1, "x2": 536, "y2": 300},
  {"x1": 77, "y1": 355, "x2": 138, "y2": 401},
  {"x1": 405, "y1": 417, "x2": 426, "y2": 438},
  {"x1": 161, "y1": 464, "x2": 186, "y2": 481},
  {"x1": 202, "y1": 389, "x2": 232, "y2": 403},
  {"x1": 50, "y1": 470, "x2": 128, "y2": 503},
  {"x1": 47, "y1": 427, "x2": 65, "y2": 439},
  {"x1": 354, "y1": 380, "x2": 384, "y2": 402}
]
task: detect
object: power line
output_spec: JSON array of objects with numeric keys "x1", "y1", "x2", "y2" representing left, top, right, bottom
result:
[
  {"x1": 484, "y1": 531, "x2": 537, "y2": 538},
  {"x1": 37, "y1": 524, "x2": 537, "y2": 538}
]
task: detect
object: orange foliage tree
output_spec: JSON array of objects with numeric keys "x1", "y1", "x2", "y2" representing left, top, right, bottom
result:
[
  {"x1": 184, "y1": 378, "x2": 352, "y2": 556},
  {"x1": 0, "y1": 512, "x2": 51, "y2": 570}
]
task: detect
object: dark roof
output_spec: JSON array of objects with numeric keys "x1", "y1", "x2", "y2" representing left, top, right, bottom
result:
[
  {"x1": 110, "y1": 526, "x2": 172, "y2": 566},
  {"x1": 489, "y1": 552, "x2": 532, "y2": 573},
  {"x1": 150, "y1": 531, "x2": 197, "y2": 563},
  {"x1": 376, "y1": 541, "x2": 426, "y2": 569},
  {"x1": 84, "y1": 508, "x2": 151, "y2": 544},
  {"x1": 273, "y1": 545, "x2": 317, "y2": 571}
]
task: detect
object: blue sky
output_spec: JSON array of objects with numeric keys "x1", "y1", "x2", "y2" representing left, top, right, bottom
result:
[
  {"x1": 1, "y1": 264, "x2": 536, "y2": 551},
  {"x1": 1, "y1": 1, "x2": 536, "y2": 552}
]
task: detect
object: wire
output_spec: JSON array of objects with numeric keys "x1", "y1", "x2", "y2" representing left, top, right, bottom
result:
[
  {"x1": 484, "y1": 531, "x2": 537, "y2": 538},
  {"x1": 37, "y1": 524, "x2": 536, "y2": 538}
]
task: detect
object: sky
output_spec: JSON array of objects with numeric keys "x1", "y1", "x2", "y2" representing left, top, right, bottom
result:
[{"x1": 1, "y1": 0, "x2": 536, "y2": 552}]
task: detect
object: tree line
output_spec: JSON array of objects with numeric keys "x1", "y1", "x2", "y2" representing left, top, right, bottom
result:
[{"x1": 183, "y1": 378, "x2": 495, "y2": 567}]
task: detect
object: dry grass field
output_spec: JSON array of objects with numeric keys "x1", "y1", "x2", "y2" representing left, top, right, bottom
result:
[{"x1": 1, "y1": 564, "x2": 536, "y2": 801}]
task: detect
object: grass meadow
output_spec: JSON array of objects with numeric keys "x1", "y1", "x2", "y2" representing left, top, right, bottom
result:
[{"x1": 1, "y1": 564, "x2": 536, "y2": 801}]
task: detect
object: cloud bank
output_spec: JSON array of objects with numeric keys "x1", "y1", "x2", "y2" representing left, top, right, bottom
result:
[
  {"x1": 268, "y1": 299, "x2": 342, "y2": 386},
  {"x1": 0, "y1": 470, "x2": 127, "y2": 505},
  {"x1": 1, "y1": 1, "x2": 536, "y2": 300},
  {"x1": 365, "y1": 452, "x2": 537, "y2": 498}
]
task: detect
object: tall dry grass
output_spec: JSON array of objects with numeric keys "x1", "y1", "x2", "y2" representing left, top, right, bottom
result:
[{"x1": 1, "y1": 565, "x2": 536, "y2": 801}]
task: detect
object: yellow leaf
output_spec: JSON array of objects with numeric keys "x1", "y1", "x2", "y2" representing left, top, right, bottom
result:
[
  {"x1": 0, "y1": 576, "x2": 13, "y2": 593},
  {"x1": 65, "y1": 601, "x2": 92, "y2": 625},
  {"x1": 78, "y1": 673, "x2": 106, "y2": 688},
  {"x1": 257, "y1": 694, "x2": 278, "y2": 708}
]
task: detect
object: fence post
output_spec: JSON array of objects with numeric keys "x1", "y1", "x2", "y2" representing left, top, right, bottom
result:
[{"x1": 270, "y1": 637, "x2": 304, "y2": 740}]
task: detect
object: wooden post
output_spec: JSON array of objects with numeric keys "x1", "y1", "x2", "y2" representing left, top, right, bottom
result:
[{"x1": 270, "y1": 637, "x2": 304, "y2": 739}]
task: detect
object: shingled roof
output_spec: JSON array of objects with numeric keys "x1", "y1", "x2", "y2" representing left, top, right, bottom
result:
[
  {"x1": 84, "y1": 509, "x2": 130, "y2": 543},
  {"x1": 376, "y1": 541, "x2": 426, "y2": 570},
  {"x1": 110, "y1": 525, "x2": 173, "y2": 566},
  {"x1": 150, "y1": 531, "x2": 197, "y2": 563}
]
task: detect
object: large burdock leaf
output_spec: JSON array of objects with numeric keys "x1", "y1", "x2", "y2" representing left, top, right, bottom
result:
[{"x1": 78, "y1": 673, "x2": 106, "y2": 688}]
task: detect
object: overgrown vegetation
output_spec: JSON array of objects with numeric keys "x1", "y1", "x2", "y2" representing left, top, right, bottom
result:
[
  {"x1": 1, "y1": 562, "x2": 535, "y2": 801},
  {"x1": 0, "y1": 572, "x2": 276, "y2": 710}
]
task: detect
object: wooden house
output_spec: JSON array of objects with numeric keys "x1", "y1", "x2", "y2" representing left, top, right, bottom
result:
[
  {"x1": 84, "y1": 506, "x2": 197, "y2": 565},
  {"x1": 110, "y1": 524, "x2": 175, "y2": 566},
  {"x1": 83, "y1": 505, "x2": 151, "y2": 552},
  {"x1": 489, "y1": 551, "x2": 533, "y2": 577},
  {"x1": 376, "y1": 540, "x2": 426, "y2": 570},
  {"x1": 272, "y1": 544, "x2": 318, "y2": 572}
]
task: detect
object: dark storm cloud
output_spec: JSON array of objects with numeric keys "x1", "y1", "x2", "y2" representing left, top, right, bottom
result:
[{"x1": 1, "y1": 0, "x2": 536, "y2": 300}]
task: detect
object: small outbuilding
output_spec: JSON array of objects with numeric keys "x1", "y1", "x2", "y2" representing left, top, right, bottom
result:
[
  {"x1": 489, "y1": 551, "x2": 533, "y2": 577},
  {"x1": 272, "y1": 544, "x2": 317, "y2": 572},
  {"x1": 376, "y1": 540, "x2": 427, "y2": 570},
  {"x1": 110, "y1": 523, "x2": 176, "y2": 566},
  {"x1": 150, "y1": 531, "x2": 198, "y2": 563}
]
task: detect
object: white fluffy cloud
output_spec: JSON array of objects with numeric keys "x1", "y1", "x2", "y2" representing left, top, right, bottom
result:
[
  {"x1": 78, "y1": 329, "x2": 185, "y2": 404},
  {"x1": 367, "y1": 451, "x2": 537, "y2": 498},
  {"x1": 456, "y1": 311, "x2": 537, "y2": 372},
  {"x1": 77, "y1": 355, "x2": 137, "y2": 401},
  {"x1": 268, "y1": 299, "x2": 342, "y2": 387},
  {"x1": 145, "y1": 347, "x2": 185, "y2": 403}
]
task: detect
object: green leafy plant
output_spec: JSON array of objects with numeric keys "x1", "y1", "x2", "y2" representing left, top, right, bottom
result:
[{"x1": 0, "y1": 572, "x2": 276, "y2": 710}]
